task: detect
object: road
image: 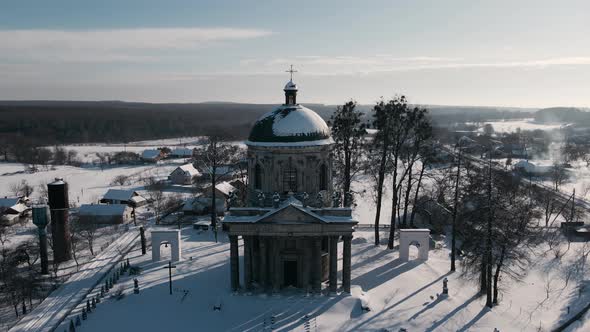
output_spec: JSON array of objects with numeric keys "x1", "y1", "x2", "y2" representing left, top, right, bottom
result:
[{"x1": 9, "y1": 228, "x2": 140, "y2": 332}]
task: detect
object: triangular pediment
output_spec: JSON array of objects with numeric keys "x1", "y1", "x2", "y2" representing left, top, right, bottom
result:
[{"x1": 257, "y1": 205, "x2": 324, "y2": 224}]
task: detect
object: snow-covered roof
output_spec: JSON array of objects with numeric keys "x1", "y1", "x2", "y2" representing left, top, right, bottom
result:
[
  {"x1": 141, "y1": 149, "x2": 161, "y2": 159},
  {"x1": 224, "y1": 202, "x2": 356, "y2": 224},
  {"x1": 102, "y1": 189, "x2": 138, "y2": 201},
  {"x1": 248, "y1": 104, "x2": 331, "y2": 144},
  {"x1": 79, "y1": 204, "x2": 129, "y2": 216},
  {"x1": 176, "y1": 164, "x2": 200, "y2": 177},
  {"x1": 130, "y1": 196, "x2": 146, "y2": 204},
  {"x1": 216, "y1": 182, "x2": 236, "y2": 196},
  {"x1": 170, "y1": 148, "x2": 194, "y2": 157},
  {"x1": 0, "y1": 198, "x2": 20, "y2": 208},
  {"x1": 200, "y1": 165, "x2": 234, "y2": 175}
]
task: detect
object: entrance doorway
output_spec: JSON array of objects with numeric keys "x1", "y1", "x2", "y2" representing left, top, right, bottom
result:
[{"x1": 283, "y1": 260, "x2": 298, "y2": 287}]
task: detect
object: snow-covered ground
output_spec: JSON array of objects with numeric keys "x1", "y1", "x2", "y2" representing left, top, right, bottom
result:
[
  {"x1": 0, "y1": 161, "x2": 181, "y2": 205},
  {"x1": 54, "y1": 226, "x2": 589, "y2": 332},
  {"x1": 474, "y1": 119, "x2": 566, "y2": 134}
]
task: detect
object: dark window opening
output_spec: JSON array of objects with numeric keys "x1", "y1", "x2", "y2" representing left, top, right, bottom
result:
[
  {"x1": 283, "y1": 167, "x2": 297, "y2": 193},
  {"x1": 254, "y1": 164, "x2": 262, "y2": 190},
  {"x1": 319, "y1": 164, "x2": 328, "y2": 191}
]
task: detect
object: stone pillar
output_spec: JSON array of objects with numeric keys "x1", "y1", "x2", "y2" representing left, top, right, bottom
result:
[
  {"x1": 243, "y1": 236, "x2": 252, "y2": 290},
  {"x1": 329, "y1": 236, "x2": 338, "y2": 293},
  {"x1": 342, "y1": 235, "x2": 352, "y2": 293},
  {"x1": 272, "y1": 238, "x2": 281, "y2": 293},
  {"x1": 229, "y1": 235, "x2": 240, "y2": 291},
  {"x1": 259, "y1": 237, "x2": 267, "y2": 291},
  {"x1": 312, "y1": 237, "x2": 322, "y2": 293},
  {"x1": 252, "y1": 237, "x2": 259, "y2": 283},
  {"x1": 301, "y1": 239, "x2": 311, "y2": 292}
]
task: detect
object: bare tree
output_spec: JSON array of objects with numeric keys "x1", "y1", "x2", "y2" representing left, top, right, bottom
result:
[
  {"x1": 111, "y1": 175, "x2": 130, "y2": 186},
  {"x1": 145, "y1": 176, "x2": 166, "y2": 225},
  {"x1": 10, "y1": 180, "x2": 34, "y2": 197},
  {"x1": 193, "y1": 136, "x2": 241, "y2": 238},
  {"x1": 330, "y1": 100, "x2": 366, "y2": 207}
]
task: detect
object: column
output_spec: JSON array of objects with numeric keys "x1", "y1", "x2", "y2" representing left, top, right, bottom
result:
[
  {"x1": 229, "y1": 235, "x2": 240, "y2": 291},
  {"x1": 312, "y1": 237, "x2": 322, "y2": 293},
  {"x1": 252, "y1": 237, "x2": 259, "y2": 283},
  {"x1": 329, "y1": 236, "x2": 338, "y2": 293},
  {"x1": 259, "y1": 237, "x2": 267, "y2": 291},
  {"x1": 272, "y1": 238, "x2": 281, "y2": 293},
  {"x1": 243, "y1": 236, "x2": 252, "y2": 290},
  {"x1": 301, "y1": 240, "x2": 311, "y2": 292},
  {"x1": 342, "y1": 235, "x2": 352, "y2": 293}
]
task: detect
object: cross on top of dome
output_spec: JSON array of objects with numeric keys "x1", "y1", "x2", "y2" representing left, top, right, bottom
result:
[{"x1": 285, "y1": 64, "x2": 298, "y2": 81}]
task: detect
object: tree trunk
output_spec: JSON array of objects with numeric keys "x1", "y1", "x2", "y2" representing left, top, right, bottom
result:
[
  {"x1": 211, "y1": 163, "x2": 217, "y2": 228},
  {"x1": 480, "y1": 260, "x2": 487, "y2": 294},
  {"x1": 373, "y1": 144, "x2": 388, "y2": 246},
  {"x1": 343, "y1": 148, "x2": 352, "y2": 207},
  {"x1": 410, "y1": 161, "x2": 426, "y2": 227},
  {"x1": 388, "y1": 156, "x2": 399, "y2": 249},
  {"x1": 485, "y1": 154, "x2": 494, "y2": 308},
  {"x1": 451, "y1": 151, "x2": 461, "y2": 272},
  {"x1": 401, "y1": 162, "x2": 414, "y2": 228},
  {"x1": 493, "y1": 246, "x2": 506, "y2": 305}
]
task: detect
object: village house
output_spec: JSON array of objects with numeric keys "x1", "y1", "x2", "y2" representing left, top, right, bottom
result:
[
  {"x1": 182, "y1": 197, "x2": 225, "y2": 215},
  {"x1": 0, "y1": 197, "x2": 30, "y2": 222},
  {"x1": 141, "y1": 149, "x2": 166, "y2": 163},
  {"x1": 169, "y1": 147, "x2": 194, "y2": 159},
  {"x1": 100, "y1": 189, "x2": 147, "y2": 207},
  {"x1": 169, "y1": 163, "x2": 201, "y2": 185},
  {"x1": 203, "y1": 181, "x2": 237, "y2": 201},
  {"x1": 78, "y1": 204, "x2": 133, "y2": 224}
]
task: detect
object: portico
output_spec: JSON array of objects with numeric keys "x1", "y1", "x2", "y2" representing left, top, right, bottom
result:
[{"x1": 225, "y1": 202, "x2": 355, "y2": 293}]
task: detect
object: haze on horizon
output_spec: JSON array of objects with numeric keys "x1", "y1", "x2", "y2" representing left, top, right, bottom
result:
[{"x1": 0, "y1": 0, "x2": 589, "y2": 108}]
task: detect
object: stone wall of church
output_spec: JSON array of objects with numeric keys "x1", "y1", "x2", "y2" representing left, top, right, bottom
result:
[{"x1": 246, "y1": 144, "x2": 333, "y2": 199}]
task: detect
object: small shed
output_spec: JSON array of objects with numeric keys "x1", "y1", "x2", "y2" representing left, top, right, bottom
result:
[
  {"x1": 141, "y1": 149, "x2": 165, "y2": 162},
  {"x1": 78, "y1": 204, "x2": 132, "y2": 224},
  {"x1": 183, "y1": 197, "x2": 225, "y2": 215},
  {"x1": 169, "y1": 164, "x2": 201, "y2": 185},
  {"x1": 203, "y1": 181, "x2": 236, "y2": 200},
  {"x1": 169, "y1": 148, "x2": 194, "y2": 158},
  {"x1": 100, "y1": 189, "x2": 147, "y2": 207}
]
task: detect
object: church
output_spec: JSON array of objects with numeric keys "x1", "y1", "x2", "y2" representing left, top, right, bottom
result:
[{"x1": 224, "y1": 69, "x2": 357, "y2": 294}]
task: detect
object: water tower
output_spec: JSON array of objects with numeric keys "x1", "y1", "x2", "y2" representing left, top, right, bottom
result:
[
  {"x1": 48, "y1": 178, "x2": 71, "y2": 262},
  {"x1": 32, "y1": 205, "x2": 50, "y2": 274}
]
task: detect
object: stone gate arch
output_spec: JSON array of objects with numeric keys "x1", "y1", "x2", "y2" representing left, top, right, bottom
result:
[
  {"x1": 151, "y1": 230, "x2": 181, "y2": 262},
  {"x1": 399, "y1": 229, "x2": 430, "y2": 261}
]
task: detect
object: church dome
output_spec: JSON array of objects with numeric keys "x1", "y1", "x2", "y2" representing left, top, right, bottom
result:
[
  {"x1": 284, "y1": 80, "x2": 298, "y2": 91},
  {"x1": 247, "y1": 72, "x2": 333, "y2": 145},
  {"x1": 248, "y1": 104, "x2": 331, "y2": 144}
]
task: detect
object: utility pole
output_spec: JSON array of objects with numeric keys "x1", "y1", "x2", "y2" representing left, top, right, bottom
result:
[{"x1": 163, "y1": 261, "x2": 176, "y2": 295}]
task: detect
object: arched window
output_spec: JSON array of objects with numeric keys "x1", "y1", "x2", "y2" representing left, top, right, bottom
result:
[
  {"x1": 254, "y1": 164, "x2": 262, "y2": 190},
  {"x1": 283, "y1": 167, "x2": 297, "y2": 193},
  {"x1": 319, "y1": 164, "x2": 327, "y2": 191}
]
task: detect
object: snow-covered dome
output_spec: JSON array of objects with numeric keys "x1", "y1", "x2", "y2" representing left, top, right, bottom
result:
[
  {"x1": 284, "y1": 80, "x2": 298, "y2": 91},
  {"x1": 247, "y1": 104, "x2": 331, "y2": 144}
]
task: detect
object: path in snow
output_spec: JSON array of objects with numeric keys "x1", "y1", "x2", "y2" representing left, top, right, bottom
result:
[{"x1": 9, "y1": 227, "x2": 140, "y2": 332}]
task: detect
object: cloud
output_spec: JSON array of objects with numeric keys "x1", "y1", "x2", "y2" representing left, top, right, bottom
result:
[
  {"x1": 242, "y1": 55, "x2": 590, "y2": 76},
  {"x1": 0, "y1": 28, "x2": 273, "y2": 63}
]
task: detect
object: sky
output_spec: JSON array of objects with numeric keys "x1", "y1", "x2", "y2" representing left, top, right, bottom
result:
[{"x1": 0, "y1": 0, "x2": 589, "y2": 107}]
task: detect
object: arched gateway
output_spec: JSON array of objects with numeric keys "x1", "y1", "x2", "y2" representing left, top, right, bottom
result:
[
  {"x1": 151, "y1": 230, "x2": 181, "y2": 262},
  {"x1": 224, "y1": 72, "x2": 357, "y2": 294}
]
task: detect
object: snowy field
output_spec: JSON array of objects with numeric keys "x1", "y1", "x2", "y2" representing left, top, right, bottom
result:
[
  {"x1": 474, "y1": 119, "x2": 566, "y2": 134},
  {"x1": 57, "y1": 227, "x2": 589, "y2": 332},
  {"x1": 0, "y1": 161, "x2": 182, "y2": 205}
]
